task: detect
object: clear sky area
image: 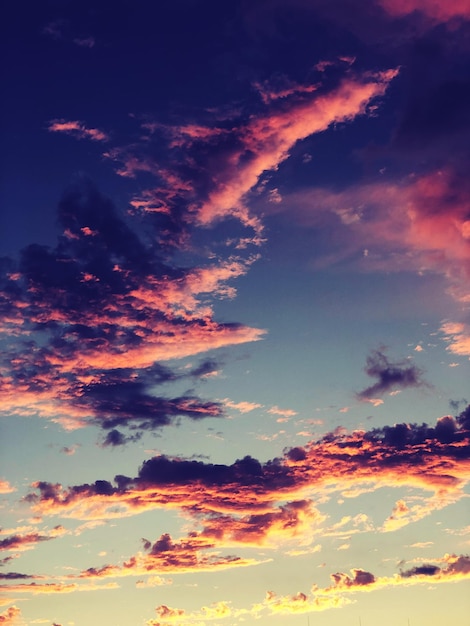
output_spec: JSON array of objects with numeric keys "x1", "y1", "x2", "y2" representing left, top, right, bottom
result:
[{"x1": 1, "y1": 1, "x2": 469, "y2": 625}]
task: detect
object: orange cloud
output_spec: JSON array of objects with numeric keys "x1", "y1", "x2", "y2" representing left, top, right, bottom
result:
[
  {"x1": 0, "y1": 481, "x2": 15, "y2": 495},
  {"x1": 26, "y1": 414, "x2": 470, "y2": 545},
  {"x1": 0, "y1": 606, "x2": 21, "y2": 625},
  {"x1": 75, "y1": 532, "x2": 265, "y2": 581},
  {"x1": 144, "y1": 553, "x2": 470, "y2": 624},
  {"x1": 0, "y1": 527, "x2": 65, "y2": 552},
  {"x1": 147, "y1": 600, "x2": 234, "y2": 626},
  {"x1": 441, "y1": 321, "x2": 470, "y2": 356}
]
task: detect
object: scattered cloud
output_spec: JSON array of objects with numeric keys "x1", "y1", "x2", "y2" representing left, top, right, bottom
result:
[
  {"x1": 144, "y1": 553, "x2": 470, "y2": 624},
  {"x1": 47, "y1": 120, "x2": 109, "y2": 142},
  {"x1": 0, "y1": 528, "x2": 65, "y2": 552},
  {"x1": 267, "y1": 406, "x2": 298, "y2": 418},
  {"x1": 0, "y1": 182, "x2": 265, "y2": 441},
  {"x1": 441, "y1": 321, "x2": 470, "y2": 356},
  {"x1": 357, "y1": 349, "x2": 430, "y2": 401}
]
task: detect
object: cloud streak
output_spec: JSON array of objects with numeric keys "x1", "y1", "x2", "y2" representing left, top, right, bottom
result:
[
  {"x1": 48, "y1": 120, "x2": 109, "y2": 142},
  {"x1": 143, "y1": 553, "x2": 470, "y2": 624}
]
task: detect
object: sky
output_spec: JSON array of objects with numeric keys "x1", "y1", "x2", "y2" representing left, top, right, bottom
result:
[{"x1": 0, "y1": 1, "x2": 470, "y2": 625}]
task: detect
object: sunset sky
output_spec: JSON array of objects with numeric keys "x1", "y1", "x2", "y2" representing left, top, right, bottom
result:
[{"x1": 1, "y1": 1, "x2": 470, "y2": 625}]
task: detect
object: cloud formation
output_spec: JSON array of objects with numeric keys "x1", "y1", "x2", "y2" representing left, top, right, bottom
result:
[
  {"x1": 144, "y1": 552, "x2": 470, "y2": 624},
  {"x1": 357, "y1": 349, "x2": 429, "y2": 400},
  {"x1": 0, "y1": 528, "x2": 65, "y2": 552},
  {"x1": 0, "y1": 182, "x2": 264, "y2": 440},
  {"x1": 25, "y1": 410, "x2": 470, "y2": 552},
  {"x1": 48, "y1": 120, "x2": 108, "y2": 142}
]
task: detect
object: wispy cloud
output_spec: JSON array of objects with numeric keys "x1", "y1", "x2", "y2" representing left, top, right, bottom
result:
[
  {"x1": 281, "y1": 169, "x2": 470, "y2": 302},
  {"x1": 48, "y1": 120, "x2": 109, "y2": 142}
]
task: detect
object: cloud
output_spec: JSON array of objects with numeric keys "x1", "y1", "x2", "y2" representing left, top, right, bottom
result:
[
  {"x1": 48, "y1": 120, "x2": 109, "y2": 142},
  {"x1": 0, "y1": 606, "x2": 21, "y2": 624},
  {"x1": 281, "y1": 168, "x2": 470, "y2": 301},
  {"x1": 197, "y1": 500, "x2": 324, "y2": 548},
  {"x1": 0, "y1": 572, "x2": 40, "y2": 580},
  {"x1": 0, "y1": 181, "x2": 264, "y2": 440},
  {"x1": 223, "y1": 399, "x2": 264, "y2": 413},
  {"x1": 356, "y1": 349, "x2": 430, "y2": 400},
  {"x1": 441, "y1": 321, "x2": 470, "y2": 356},
  {"x1": 144, "y1": 552, "x2": 470, "y2": 624},
  {"x1": 76, "y1": 532, "x2": 263, "y2": 580},
  {"x1": 193, "y1": 69, "x2": 398, "y2": 229},
  {"x1": 0, "y1": 481, "x2": 15, "y2": 495},
  {"x1": 25, "y1": 411, "x2": 470, "y2": 546},
  {"x1": 0, "y1": 581, "x2": 118, "y2": 595},
  {"x1": 106, "y1": 68, "x2": 397, "y2": 240},
  {"x1": 0, "y1": 528, "x2": 65, "y2": 552},
  {"x1": 267, "y1": 405, "x2": 298, "y2": 418},
  {"x1": 377, "y1": 0, "x2": 470, "y2": 22}
]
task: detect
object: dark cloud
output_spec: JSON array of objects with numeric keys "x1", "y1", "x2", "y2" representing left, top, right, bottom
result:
[
  {"x1": 101, "y1": 429, "x2": 141, "y2": 447},
  {"x1": 0, "y1": 180, "x2": 261, "y2": 442},
  {"x1": 189, "y1": 358, "x2": 222, "y2": 378},
  {"x1": 25, "y1": 411, "x2": 470, "y2": 522},
  {"x1": 400, "y1": 564, "x2": 440, "y2": 578},
  {"x1": 357, "y1": 349, "x2": 429, "y2": 400},
  {"x1": 0, "y1": 533, "x2": 53, "y2": 551},
  {"x1": 0, "y1": 572, "x2": 34, "y2": 580}
]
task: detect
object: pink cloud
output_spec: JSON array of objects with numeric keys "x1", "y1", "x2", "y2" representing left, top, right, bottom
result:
[
  {"x1": 194, "y1": 70, "x2": 398, "y2": 229},
  {"x1": 377, "y1": 0, "x2": 470, "y2": 22},
  {"x1": 284, "y1": 169, "x2": 470, "y2": 301},
  {"x1": 48, "y1": 120, "x2": 109, "y2": 142}
]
